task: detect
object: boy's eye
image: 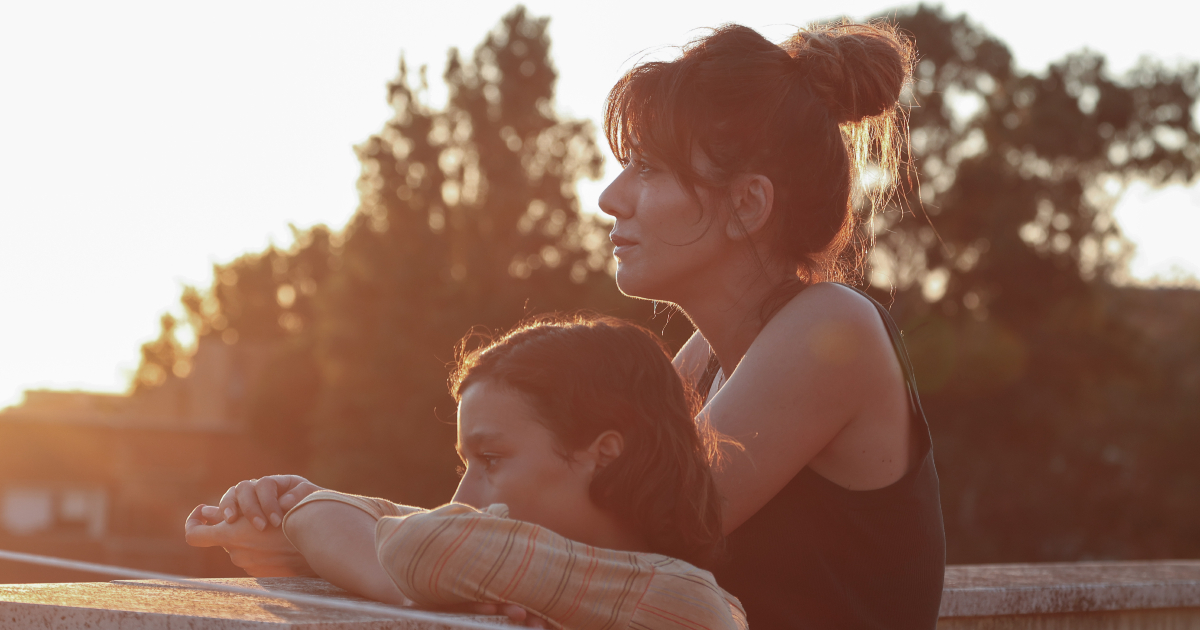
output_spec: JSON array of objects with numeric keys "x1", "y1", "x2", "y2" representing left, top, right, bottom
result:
[{"x1": 481, "y1": 453, "x2": 501, "y2": 468}]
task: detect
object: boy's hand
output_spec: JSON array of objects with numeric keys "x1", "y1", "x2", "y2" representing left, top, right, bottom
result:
[
  {"x1": 184, "y1": 504, "x2": 317, "y2": 577},
  {"x1": 217, "y1": 475, "x2": 322, "y2": 531},
  {"x1": 446, "y1": 602, "x2": 548, "y2": 628}
]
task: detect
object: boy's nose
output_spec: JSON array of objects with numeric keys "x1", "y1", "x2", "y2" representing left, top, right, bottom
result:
[{"x1": 451, "y1": 477, "x2": 483, "y2": 509}]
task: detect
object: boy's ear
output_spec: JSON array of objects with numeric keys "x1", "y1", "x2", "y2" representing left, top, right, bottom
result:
[
  {"x1": 725, "y1": 173, "x2": 774, "y2": 240},
  {"x1": 587, "y1": 430, "x2": 625, "y2": 470}
]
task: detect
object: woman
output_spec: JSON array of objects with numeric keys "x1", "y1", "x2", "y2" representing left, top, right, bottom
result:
[
  {"x1": 189, "y1": 315, "x2": 745, "y2": 629},
  {"x1": 598, "y1": 21, "x2": 945, "y2": 629},
  {"x1": 198, "y1": 19, "x2": 945, "y2": 629}
]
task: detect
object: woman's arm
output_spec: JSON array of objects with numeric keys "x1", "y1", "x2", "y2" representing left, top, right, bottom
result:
[
  {"x1": 672, "y1": 328, "x2": 713, "y2": 392},
  {"x1": 281, "y1": 492, "x2": 419, "y2": 605},
  {"x1": 691, "y1": 283, "x2": 913, "y2": 533}
]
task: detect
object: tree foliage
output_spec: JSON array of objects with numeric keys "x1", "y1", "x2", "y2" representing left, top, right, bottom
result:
[
  {"x1": 303, "y1": 7, "x2": 632, "y2": 503},
  {"x1": 131, "y1": 5, "x2": 1200, "y2": 561},
  {"x1": 878, "y1": 5, "x2": 1200, "y2": 562},
  {"x1": 131, "y1": 313, "x2": 187, "y2": 393},
  {"x1": 154, "y1": 7, "x2": 664, "y2": 506}
]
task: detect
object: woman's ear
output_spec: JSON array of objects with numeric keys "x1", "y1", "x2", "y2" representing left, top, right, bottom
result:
[
  {"x1": 725, "y1": 173, "x2": 775, "y2": 240},
  {"x1": 587, "y1": 430, "x2": 625, "y2": 470}
]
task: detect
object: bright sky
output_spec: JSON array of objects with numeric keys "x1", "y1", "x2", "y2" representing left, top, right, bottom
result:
[{"x1": 2, "y1": 0, "x2": 1198, "y2": 408}]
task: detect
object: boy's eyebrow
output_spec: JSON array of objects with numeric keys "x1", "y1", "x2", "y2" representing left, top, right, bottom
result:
[{"x1": 457, "y1": 430, "x2": 504, "y2": 455}]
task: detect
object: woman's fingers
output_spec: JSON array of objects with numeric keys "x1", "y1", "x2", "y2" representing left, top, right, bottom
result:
[
  {"x1": 253, "y1": 478, "x2": 284, "y2": 528},
  {"x1": 234, "y1": 480, "x2": 269, "y2": 531}
]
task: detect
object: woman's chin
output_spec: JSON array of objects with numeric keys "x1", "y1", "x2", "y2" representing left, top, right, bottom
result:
[
  {"x1": 614, "y1": 269, "x2": 668, "y2": 303},
  {"x1": 614, "y1": 267, "x2": 646, "y2": 299}
]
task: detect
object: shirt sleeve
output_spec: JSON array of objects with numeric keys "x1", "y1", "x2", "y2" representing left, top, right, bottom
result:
[
  {"x1": 282, "y1": 490, "x2": 424, "y2": 531},
  {"x1": 375, "y1": 503, "x2": 658, "y2": 630},
  {"x1": 375, "y1": 504, "x2": 745, "y2": 630}
]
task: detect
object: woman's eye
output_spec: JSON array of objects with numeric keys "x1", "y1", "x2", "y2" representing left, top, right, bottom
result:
[
  {"x1": 480, "y1": 453, "x2": 501, "y2": 469},
  {"x1": 626, "y1": 156, "x2": 653, "y2": 175}
]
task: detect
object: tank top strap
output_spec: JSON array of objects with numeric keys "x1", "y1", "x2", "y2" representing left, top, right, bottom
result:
[
  {"x1": 832, "y1": 283, "x2": 933, "y2": 448},
  {"x1": 697, "y1": 349, "x2": 721, "y2": 400}
]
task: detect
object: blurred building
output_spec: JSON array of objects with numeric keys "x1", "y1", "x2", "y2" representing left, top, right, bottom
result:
[{"x1": 0, "y1": 337, "x2": 287, "y2": 583}]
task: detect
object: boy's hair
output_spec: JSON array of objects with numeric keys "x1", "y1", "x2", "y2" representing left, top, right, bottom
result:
[{"x1": 449, "y1": 313, "x2": 724, "y2": 567}]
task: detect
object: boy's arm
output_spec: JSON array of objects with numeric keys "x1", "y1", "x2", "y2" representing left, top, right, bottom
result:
[
  {"x1": 282, "y1": 491, "x2": 423, "y2": 605},
  {"x1": 375, "y1": 504, "x2": 656, "y2": 630}
]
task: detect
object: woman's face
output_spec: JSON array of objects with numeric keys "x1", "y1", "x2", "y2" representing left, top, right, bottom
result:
[
  {"x1": 451, "y1": 380, "x2": 599, "y2": 542},
  {"x1": 598, "y1": 150, "x2": 730, "y2": 304}
]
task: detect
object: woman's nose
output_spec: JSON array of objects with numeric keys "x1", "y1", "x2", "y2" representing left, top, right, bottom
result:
[{"x1": 598, "y1": 166, "x2": 632, "y2": 219}]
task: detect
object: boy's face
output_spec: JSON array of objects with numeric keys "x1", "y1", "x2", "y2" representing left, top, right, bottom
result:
[{"x1": 452, "y1": 380, "x2": 600, "y2": 543}]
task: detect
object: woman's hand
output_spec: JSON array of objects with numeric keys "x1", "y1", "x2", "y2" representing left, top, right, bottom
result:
[
  {"x1": 217, "y1": 475, "x2": 322, "y2": 531},
  {"x1": 184, "y1": 504, "x2": 317, "y2": 577}
]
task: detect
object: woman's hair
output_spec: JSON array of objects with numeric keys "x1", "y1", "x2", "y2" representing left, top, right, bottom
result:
[
  {"x1": 604, "y1": 20, "x2": 915, "y2": 304},
  {"x1": 449, "y1": 313, "x2": 724, "y2": 567}
]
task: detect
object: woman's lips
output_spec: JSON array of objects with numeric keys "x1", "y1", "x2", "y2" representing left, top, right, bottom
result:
[{"x1": 610, "y1": 233, "x2": 637, "y2": 259}]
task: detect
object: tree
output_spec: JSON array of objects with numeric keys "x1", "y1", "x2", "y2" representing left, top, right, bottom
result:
[
  {"x1": 140, "y1": 7, "x2": 662, "y2": 506},
  {"x1": 130, "y1": 313, "x2": 187, "y2": 393},
  {"x1": 130, "y1": 4, "x2": 1200, "y2": 561},
  {"x1": 303, "y1": 7, "x2": 649, "y2": 504},
  {"x1": 878, "y1": 5, "x2": 1200, "y2": 562}
]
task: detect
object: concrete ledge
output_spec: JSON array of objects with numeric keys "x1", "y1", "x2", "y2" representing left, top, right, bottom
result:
[
  {"x1": 0, "y1": 577, "x2": 511, "y2": 629},
  {"x1": 2, "y1": 562, "x2": 1199, "y2": 628},
  {"x1": 941, "y1": 561, "x2": 1200, "y2": 617}
]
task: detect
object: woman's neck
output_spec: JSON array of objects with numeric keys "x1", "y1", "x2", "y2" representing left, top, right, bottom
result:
[{"x1": 676, "y1": 249, "x2": 793, "y2": 377}]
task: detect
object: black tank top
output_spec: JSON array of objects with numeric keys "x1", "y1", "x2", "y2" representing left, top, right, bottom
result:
[{"x1": 704, "y1": 286, "x2": 946, "y2": 629}]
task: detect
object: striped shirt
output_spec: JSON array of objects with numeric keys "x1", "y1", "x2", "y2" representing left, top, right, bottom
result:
[{"x1": 285, "y1": 491, "x2": 747, "y2": 630}]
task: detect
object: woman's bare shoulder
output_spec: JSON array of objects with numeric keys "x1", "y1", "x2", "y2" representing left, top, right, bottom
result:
[
  {"x1": 774, "y1": 282, "x2": 884, "y2": 329},
  {"x1": 750, "y1": 282, "x2": 894, "y2": 367}
]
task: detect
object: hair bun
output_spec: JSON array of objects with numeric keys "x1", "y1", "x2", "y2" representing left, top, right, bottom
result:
[{"x1": 784, "y1": 21, "x2": 914, "y2": 124}]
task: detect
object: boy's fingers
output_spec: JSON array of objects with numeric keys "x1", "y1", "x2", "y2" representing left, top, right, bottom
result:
[
  {"x1": 218, "y1": 486, "x2": 241, "y2": 523},
  {"x1": 499, "y1": 604, "x2": 528, "y2": 622},
  {"x1": 184, "y1": 505, "x2": 220, "y2": 547},
  {"x1": 271, "y1": 475, "x2": 307, "y2": 493},
  {"x1": 185, "y1": 504, "x2": 207, "y2": 527},
  {"x1": 278, "y1": 480, "x2": 319, "y2": 512},
  {"x1": 235, "y1": 480, "x2": 268, "y2": 531},
  {"x1": 254, "y1": 478, "x2": 284, "y2": 527}
]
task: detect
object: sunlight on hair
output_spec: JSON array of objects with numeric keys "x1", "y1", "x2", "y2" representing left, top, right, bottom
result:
[{"x1": 858, "y1": 163, "x2": 891, "y2": 193}]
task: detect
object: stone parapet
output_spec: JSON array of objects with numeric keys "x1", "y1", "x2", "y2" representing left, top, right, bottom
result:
[
  {"x1": 1, "y1": 561, "x2": 1198, "y2": 629},
  {"x1": 939, "y1": 561, "x2": 1200, "y2": 629},
  {"x1": 0, "y1": 577, "x2": 511, "y2": 629}
]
